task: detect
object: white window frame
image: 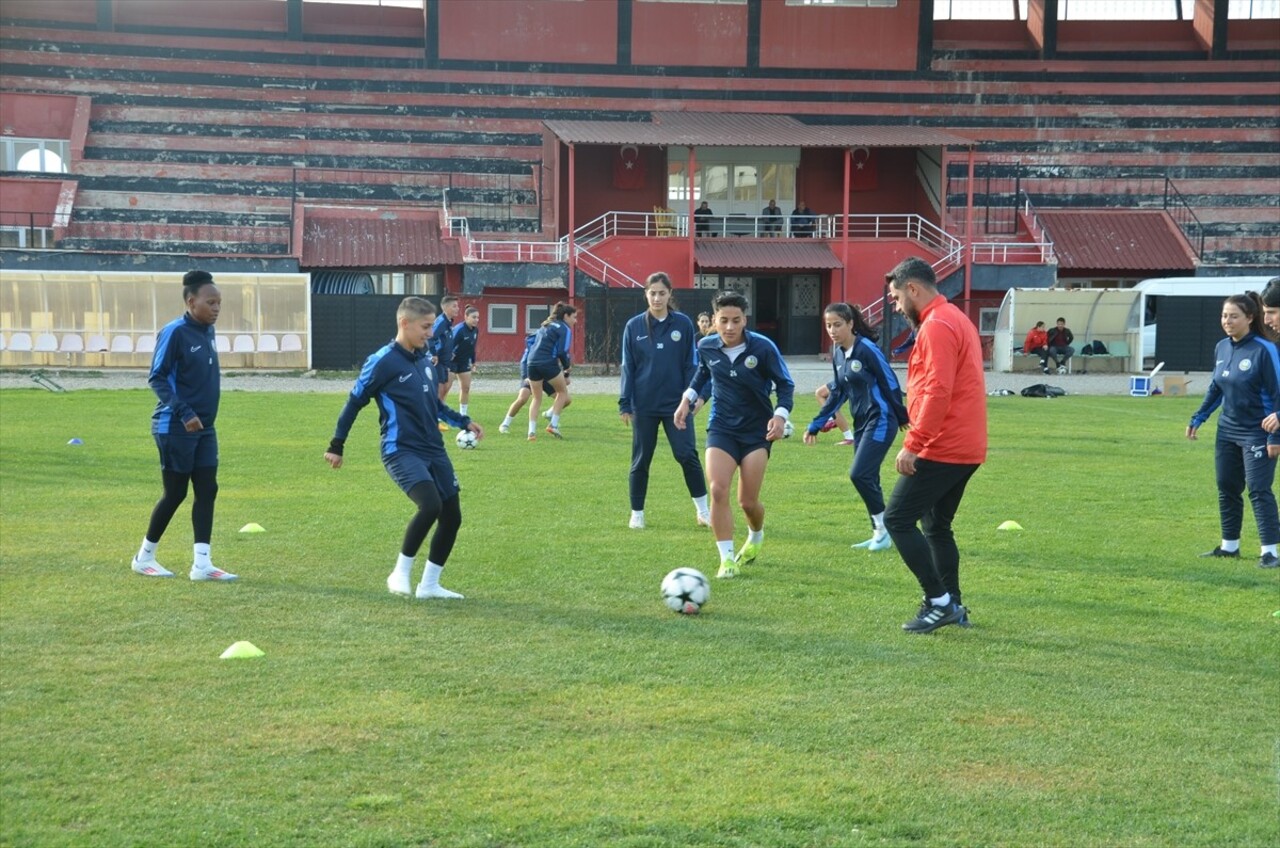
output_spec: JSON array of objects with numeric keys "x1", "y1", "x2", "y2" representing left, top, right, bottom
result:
[
  {"x1": 526, "y1": 304, "x2": 550, "y2": 332},
  {"x1": 488, "y1": 303, "x2": 517, "y2": 335},
  {"x1": 0, "y1": 226, "x2": 54, "y2": 249},
  {"x1": 1, "y1": 138, "x2": 70, "y2": 173}
]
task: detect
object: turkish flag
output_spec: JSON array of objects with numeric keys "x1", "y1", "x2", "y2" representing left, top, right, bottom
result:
[
  {"x1": 851, "y1": 147, "x2": 878, "y2": 192},
  {"x1": 612, "y1": 145, "x2": 646, "y2": 190}
]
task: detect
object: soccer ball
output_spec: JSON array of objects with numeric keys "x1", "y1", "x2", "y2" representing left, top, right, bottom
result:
[
  {"x1": 661, "y1": 567, "x2": 710, "y2": 615},
  {"x1": 455, "y1": 429, "x2": 478, "y2": 450},
  {"x1": 782, "y1": 419, "x2": 794, "y2": 439}
]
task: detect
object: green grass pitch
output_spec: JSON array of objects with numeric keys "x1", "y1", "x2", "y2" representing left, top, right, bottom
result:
[{"x1": 1, "y1": 388, "x2": 1277, "y2": 847}]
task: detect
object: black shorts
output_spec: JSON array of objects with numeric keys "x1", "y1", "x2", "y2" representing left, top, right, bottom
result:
[
  {"x1": 154, "y1": 428, "x2": 218, "y2": 474},
  {"x1": 526, "y1": 361, "x2": 561, "y2": 383},
  {"x1": 383, "y1": 450, "x2": 460, "y2": 499},
  {"x1": 706, "y1": 429, "x2": 771, "y2": 464}
]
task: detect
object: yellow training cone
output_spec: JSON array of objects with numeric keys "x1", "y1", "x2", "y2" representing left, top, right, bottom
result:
[
  {"x1": 239, "y1": 523, "x2": 265, "y2": 533},
  {"x1": 220, "y1": 641, "x2": 265, "y2": 660},
  {"x1": 997, "y1": 520, "x2": 1024, "y2": 531}
]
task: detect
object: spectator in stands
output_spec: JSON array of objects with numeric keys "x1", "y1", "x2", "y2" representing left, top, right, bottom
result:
[
  {"x1": 1187, "y1": 291, "x2": 1280, "y2": 569},
  {"x1": 1045, "y1": 317, "x2": 1075, "y2": 374},
  {"x1": 448, "y1": 305, "x2": 480, "y2": 417},
  {"x1": 761, "y1": 199, "x2": 784, "y2": 236},
  {"x1": 131, "y1": 270, "x2": 237, "y2": 582},
  {"x1": 790, "y1": 201, "x2": 816, "y2": 237},
  {"x1": 694, "y1": 201, "x2": 714, "y2": 237},
  {"x1": 1023, "y1": 320, "x2": 1051, "y2": 374}
]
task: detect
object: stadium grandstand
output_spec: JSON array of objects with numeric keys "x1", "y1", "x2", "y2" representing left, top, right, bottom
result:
[{"x1": 1, "y1": 0, "x2": 1277, "y2": 370}]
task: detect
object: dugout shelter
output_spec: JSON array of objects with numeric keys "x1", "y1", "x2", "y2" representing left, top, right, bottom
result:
[{"x1": 992, "y1": 287, "x2": 1141, "y2": 374}]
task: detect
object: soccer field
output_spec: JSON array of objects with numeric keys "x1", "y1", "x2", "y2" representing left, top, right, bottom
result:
[{"x1": 1, "y1": 389, "x2": 1276, "y2": 847}]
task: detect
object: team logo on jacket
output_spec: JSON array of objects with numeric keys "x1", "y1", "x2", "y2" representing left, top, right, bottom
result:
[
  {"x1": 1239, "y1": 358, "x2": 1252, "y2": 371},
  {"x1": 670, "y1": 330, "x2": 682, "y2": 342},
  {"x1": 744, "y1": 355, "x2": 758, "y2": 369},
  {"x1": 850, "y1": 360, "x2": 863, "y2": 373}
]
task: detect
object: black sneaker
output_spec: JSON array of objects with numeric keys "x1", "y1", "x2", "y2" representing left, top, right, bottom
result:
[
  {"x1": 1259, "y1": 553, "x2": 1279, "y2": 569},
  {"x1": 1199, "y1": 547, "x2": 1241, "y2": 558},
  {"x1": 902, "y1": 601, "x2": 967, "y2": 634}
]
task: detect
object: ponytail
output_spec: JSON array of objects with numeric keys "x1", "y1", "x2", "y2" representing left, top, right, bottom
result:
[
  {"x1": 823, "y1": 302, "x2": 879, "y2": 343},
  {"x1": 1226, "y1": 292, "x2": 1266, "y2": 339},
  {"x1": 544, "y1": 301, "x2": 577, "y2": 326}
]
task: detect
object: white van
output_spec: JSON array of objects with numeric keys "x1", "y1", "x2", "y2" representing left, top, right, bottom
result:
[{"x1": 1135, "y1": 276, "x2": 1275, "y2": 364}]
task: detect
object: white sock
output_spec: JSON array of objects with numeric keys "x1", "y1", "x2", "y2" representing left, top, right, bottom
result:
[
  {"x1": 748, "y1": 528, "x2": 764, "y2": 545},
  {"x1": 717, "y1": 540, "x2": 735, "y2": 560},
  {"x1": 394, "y1": 553, "x2": 414, "y2": 580},
  {"x1": 693, "y1": 495, "x2": 709, "y2": 516},
  {"x1": 501, "y1": 415, "x2": 513, "y2": 427},
  {"x1": 459, "y1": 404, "x2": 468, "y2": 416},
  {"x1": 1263, "y1": 544, "x2": 1277, "y2": 556},
  {"x1": 137, "y1": 538, "x2": 158, "y2": 561},
  {"x1": 842, "y1": 429, "x2": 854, "y2": 441},
  {"x1": 929, "y1": 592, "x2": 952, "y2": 607},
  {"x1": 419, "y1": 562, "x2": 445, "y2": 590},
  {"x1": 871, "y1": 512, "x2": 886, "y2": 537},
  {"x1": 550, "y1": 413, "x2": 560, "y2": 428},
  {"x1": 1221, "y1": 539, "x2": 1240, "y2": 553},
  {"x1": 193, "y1": 543, "x2": 212, "y2": 568},
  {"x1": 528, "y1": 420, "x2": 537, "y2": 436}
]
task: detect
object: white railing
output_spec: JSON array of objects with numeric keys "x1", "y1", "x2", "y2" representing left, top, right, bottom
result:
[
  {"x1": 970, "y1": 241, "x2": 1056, "y2": 264},
  {"x1": 573, "y1": 245, "x2": 644, "y2": 288},
  {"x1": 469, "y1": 240, "x2": 565, "y2": 263},
  {"x1": 860, "y1": 248, "x2": 964, "y2": 328}
]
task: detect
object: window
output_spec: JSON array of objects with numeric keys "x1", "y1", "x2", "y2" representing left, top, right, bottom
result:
[
  {"x1": 639, "y1": 0, "x2": 745, "y2": 4},
  {"x1": 526, "y1": 304, "x2": 550, "y2": 332},
  {"x1": 979, "y1": 308, "x2": 1000, "y2": 335},
  {"x1": 368, "y1": 272, "x2": 440, "y2": 295},
  {"x1": 0, "y1": 227, "x2": 54, "y2": 249},
  {"x1": 787, "y1": 0, "x2": 897, "y2": 6},
  {"x1": 2, "y1": 138, "x2": 69, "y2": 174},
  {"x1": 488, "y1": 304, "x2": 516, "y2": 334}
]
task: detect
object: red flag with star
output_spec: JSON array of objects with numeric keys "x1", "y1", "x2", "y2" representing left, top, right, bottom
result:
[{"x1": 613, "y1": 145, "x2": 646, "y2": 190}]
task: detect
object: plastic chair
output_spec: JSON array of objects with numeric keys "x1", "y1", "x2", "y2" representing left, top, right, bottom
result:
[
  {"x1": 232, "y1": 335, "x2": 255, "y2": 353},
  {"x1": 110, "y1": 335, "x2": 133, "y2": 353},
  {"x1": 135, "y1": 335, "x2": 156, "y2": 354},
  {"x1": 59, "y1": 334, "x2": 85, "y2": 353},
  {"x1": 256, "y1": 334, "x2": 279, "y2": 353},
  {"x1": 9, "y1": 332, "x2": 33, "y2": 352},
  {"x1": 280, "y1": 333, "x2": 303, "y2": 352},
  {"x1": 653, "y1": 206, "x2": 676, "y2": 236},
  {"x1": 86, "y1": 334, "x2": 109, "y2": 352},
  {"x1": 33, "y1": 333, "x2": 58, "y2": 352},
  {"x1": 215, "y1": 335, "x2": 231, "y2": 354}
]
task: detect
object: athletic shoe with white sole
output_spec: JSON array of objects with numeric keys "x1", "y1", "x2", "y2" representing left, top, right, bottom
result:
[
  {"x1": 131, "y1": 557, "x2": 173, "y2": 577},
  {"x1": 736, "y1": 541, "x2": 761, "y2": 566},
  {"x1": 902, "y1": 600, "x2": 966, "y2": 634},
  {"x1": 1199, "y1": 546, "x2": 1241, "y2": 558},
  {"x1": 696, "y1": 513, "x2": 712, "y2": 528},
  {"x1": 629, "y1": 513, "x2": 645, "y2": 529},
  {"x1": 416, "y1": 584, "x2": 464, "y2": 599},
  {"x1": 716, "y1": 557, "x2": 738, "y2": 579},
  {"x1": 545, "y1": 425, "x2": 563, "y2": 439},
  {"x1": 189, "y1": 563, "x2": 238, "y2": 582},
  {"x1": 1259, "y1": 553, "x2": 1279, "y2": 569},
  {"x1": 387, "y1": 570, "x2": 412, "y2": 596},
  {"x1": 498, "y1": 423, "x2": 511, "y2": 434}
]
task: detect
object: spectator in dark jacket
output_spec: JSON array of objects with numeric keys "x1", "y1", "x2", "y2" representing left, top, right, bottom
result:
[{"x1": 1046, "y1": 317, "x2": 1074, "y2": 374}]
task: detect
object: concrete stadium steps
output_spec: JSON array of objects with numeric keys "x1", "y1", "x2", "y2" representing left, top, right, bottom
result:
[
  {"x1": 1, "y1": 22, "x2": 1275, "y2": 261},
  {"x1": 57, "y1": 237, "x2": 292, "y2": 255}
]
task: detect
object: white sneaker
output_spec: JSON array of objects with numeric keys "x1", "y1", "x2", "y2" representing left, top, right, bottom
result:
[
  {"x1": 629, "y1": 513, "x2": 645, "y2": 529},
  {"x1": 132, "y1": 556, "x2": 173, "y2": 577},
  {"x1": 189, "y1": 563, "x2": 238, "y2": 581},
  {"x1": 1057, "y1": 365, "x2": 1067, "y2": 375},
  {"x1": 416, "y1": 584, "x2": 464, "y2": 599},
  {"x1": 696, "y1": 513, "x2": 712, "y2": 527},
  {"x1": 499, "y1": 423, "x2": 510, "y2": 434},
  {"x1": 387, "y1": 570, "x2": 412, "y2": 596}
]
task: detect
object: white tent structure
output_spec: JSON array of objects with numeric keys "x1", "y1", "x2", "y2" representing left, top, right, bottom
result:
[{"x1": 992, "y1": 287, "x2": 1142, "y2": 373}]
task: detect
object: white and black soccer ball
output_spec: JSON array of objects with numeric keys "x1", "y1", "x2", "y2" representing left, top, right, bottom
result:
[
  {"x1": 661, "y1": 567, "x2": 710, "y2": 615},
  {"x1": 782, "y1": 419, "x2": 794, "y2": 439},
  {"x1": 455, "y1": 429, "x2": 478, "y2": 450}
]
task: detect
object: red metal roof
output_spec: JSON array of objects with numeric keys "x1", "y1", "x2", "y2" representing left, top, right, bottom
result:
[
  {"x1": 544, "y1": 112, "x2": 971, "y2": 148},
  {"x1": 695, "y1": 239, "x2": 843, "y2": 271},
  {"x1": 1038, "y1": 210, "x2": 1197, "y2": 272},
  {"x1": 301, "y1": 211, "x2": 462, "y2": 268}
]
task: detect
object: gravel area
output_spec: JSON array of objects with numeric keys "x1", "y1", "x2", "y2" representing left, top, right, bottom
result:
[{"x1": 0, "y1": 362, "x2": 1209, "y2": 398}]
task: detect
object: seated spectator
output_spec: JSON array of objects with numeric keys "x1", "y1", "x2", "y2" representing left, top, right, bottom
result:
[
  {"x1": 1023, "y1": 320, "x2": 1050, "y2": 374},
  {"x1": 694, "y1": 201, "x2": 714, "y2": 237},
  {"x1": 761, "y1": 199, "x2": 783, "y2": 236},
  {"x1": 1046, "y1": 317, "x2": 1075, "y2": 374},
  {"x1": 790, "y1": 201, "x2": 816, "y2": 237}
]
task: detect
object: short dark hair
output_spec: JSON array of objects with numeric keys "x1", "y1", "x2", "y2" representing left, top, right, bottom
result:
[
  {"x1": 1035, "y1": 321, "x2": 1045, "y2": 328},
  {"x1": 1262, "y1": 277, "x2": 1280, "y2": 308},
  {"x1": 397, "y1": 296, "x2": 436, "y2": 321},
  {"x1": 713, "y1": 290, "x2": 749, "y2": 313},
  {"x1": 182, "y1": 269, "x2": 214, "y2": 300},
  {"x1": 885, "y1": 257, "x2": 935, "y2": 290},
  {"x1": 1057, "y1": 317, "x2": 1066, "y2": 323}
]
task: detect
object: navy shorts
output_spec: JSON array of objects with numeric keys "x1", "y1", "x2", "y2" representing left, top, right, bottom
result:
[
  {"x1": 452, "y1": 363, "x2": 473, "y2": 374},
  {"x1": 520, "y1": 378, "x2": 557, "y2": 396},
  {"x1": 383, "y1": 450, "x2": 460, "y2": 500},
  {"x1": 706, "y1": 429, "x2": 771, "y2": 464},
  {"x1": 154, "y1": 428, "x2": 218, "y2": 474},
  {"x1": 526, "y1": 361, "x2": 561, "y2": 383},
  {"x1": 436, "y1": 365, "x2": 451, "y2": 385}
]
